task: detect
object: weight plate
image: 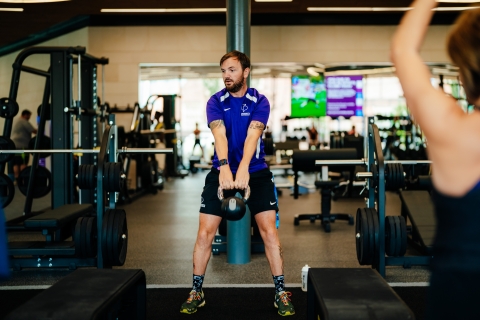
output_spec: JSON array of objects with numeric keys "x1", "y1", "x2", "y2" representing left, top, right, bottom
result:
[
  {"x1": 111, "y1": 212, "x2": 122, "y2": 265},
  {"x1": 78, "y1": 165, "x2": 86, "y2": 189},
  {"x1": 88, "y1": 165, "x2": 96, "y2": 189},
  {"x1": 17, "y1": 166, "x2": 52, "y2": 198},
  {"x1": 385, "y1": 216, "x2": 396, "y2": 257},
  {"x1": 358, "y1": 208, "x2": 371, "y2": 265},
  {"x1": 398, "y1": 216, "x2": 408, "y2": 257},
  {"x1": 0, "y1": 136, "x2": 15, "y2": 163},
  {"x1": 0, "y1": 173, "x2": 15, "y2": 208},
  {"x1": 112, "y1": 209, "x2": 128, "y2": 266},
  {"x1": 355, "y1": 209, "x2": 363, "y2": 264},
  {"x1": 366, "y1": 208, "x2": 379, "y2": 267},
  {"x1": 365, "y1": 208, "x2": 374, "y2": 265},
  {"x1": 0, "y1": 98, "x2": 19, "y2": 118},
  {"x1": 393, "y1": 216, "x2": 402, "y2": 257},
  {"x1": 28, "y1": 136, "x2": 51, "y2": 158},
  {"x1": 81, "y1": 216, "x2": 90, "y2": 259},
  {"x1": 102, "y1": 209, "x2": 112, "y2": 265},
  {"x1": 106, "y1": 207, "x2": 117, "y2": 265},
  {"x1": 86, "y1": 216, "x2": 97, "y2": 258},
  {"x1": 74, "y1": 217, "x2": 84, "y2": 257}
]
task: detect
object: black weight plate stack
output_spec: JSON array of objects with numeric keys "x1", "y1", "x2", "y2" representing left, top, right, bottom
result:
[
  {"x1": 386, "y1": 163, "x2": 395, "y2": 191},
  {"x1": 355, "y1": 209, "x2": 363, "y2": 263},
  {"x1": 0, "y1": 136, "x2": 15, "y2": 163},
  {"x1": 28, "y1": 136, "x2": 52, "y2": 158},
  {"x1": 385, "y1": 216, "x2": 397, "y2": 256},
  {"x1": 398, "y1": 216, "x2": 408, "y2": 257},
  {"x1": 393, "y1": 216, "x2": 402, "y2": 257},
  {"x1": 88, "y1": 165, "x2": 96, "y2": 189},
  {"x1": 365, "y1": 208, "x2": 379, "y2": 266},
  {"x1": 17, "y1": 166, "x2": 52, "y2": 198},
  {"x1": 0, "y1": 173, "x2": 15, "y2": 208},
  {"x1": 112, "y1": 209, "x2": 128, "y2": 266},
  {"x1": 85, "y1": 216, "x2": 97, "y2": 258},
  {"x1": 102, "y1": 209, "x2": 112, "y2": 265},
  {"x1": 0, "y1": 98, "x2": 19, "y2": 118},
  {"x1": 106, "y1": 208, "x2": 117, "y2": 265},
  {"x1": 74, "y1": 217, "x2": 85, "y2": 258},
  {"x1": 365, "y1": 208, "x2": 375, "y2": 265},
  {"x1": 78, "y1": 165, "x2": 87, "y2": 189},
  {"x1": 356, "y1": 208, "x2": 372, "y2": 265}
]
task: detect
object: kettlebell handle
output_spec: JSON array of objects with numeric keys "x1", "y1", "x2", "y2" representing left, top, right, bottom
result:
[{"x1": 217, "y1": 185, "x2": 250, "y2": 202}]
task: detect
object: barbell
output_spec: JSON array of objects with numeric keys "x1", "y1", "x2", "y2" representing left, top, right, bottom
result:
[
  {"x1": 315, "y1": 159, "x2": 432, "y2": 166},
  {"x1": 0, "y1": 147, "x2": 173, "y2": 155}
]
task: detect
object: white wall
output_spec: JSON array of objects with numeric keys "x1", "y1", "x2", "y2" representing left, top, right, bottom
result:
[{"x1": 0, "y1": 24, "x2": 452, "y2": 130}]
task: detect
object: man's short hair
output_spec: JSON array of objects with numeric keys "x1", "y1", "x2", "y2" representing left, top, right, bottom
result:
[
  {"x1": 220, "y1": 50, "x2": 251, "y2": 71},
  {"x1": 21, "y1": 110, "x2": 32, "y2": 117}
]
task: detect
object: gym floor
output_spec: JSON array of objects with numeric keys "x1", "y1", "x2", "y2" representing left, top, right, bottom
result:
[{"x1": 1, "y1": 168, "x2": 431, "y2": 288}]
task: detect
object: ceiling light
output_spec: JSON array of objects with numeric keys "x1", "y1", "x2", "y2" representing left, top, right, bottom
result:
[
  {"x1": 436, "y1": 0, "x2": 479, "y2": 2},
  {"x1": 101, "y1": 8, "x2": 226, "y2": 13},
  {"x1": 0, "y1": 7, "x2": 22, "y2": 10},
  {"x1": 307, "y1": 6, "x2": 478, "y2": 12},
  {"x1": 0, "y1": 0, "x2": 70, "y2": 3},
  {"x1": 255, "y1": 0, "x2": 292, "y2": 2}
]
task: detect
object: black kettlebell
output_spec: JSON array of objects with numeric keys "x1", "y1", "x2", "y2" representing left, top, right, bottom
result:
[{"x1": 217, "y1": 186, "x2": 251, "y2": 221}]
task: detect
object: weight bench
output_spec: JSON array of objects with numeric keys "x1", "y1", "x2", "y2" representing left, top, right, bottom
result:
[
  {"x1": 8, "y1": 204, "x2": 94, "y2": 268},
  {"x1": 5, "y1": 269, "x2": 146, "y2": 320},
  {"x1": 307, "y1": 268, "x2": 415, "y2": 320},
  {"x1": 292, "y1": 149, "x2": 357, "y2": 232},
  {"x1": 399, "y1": 190, "x2": 436, "y2": 255}
]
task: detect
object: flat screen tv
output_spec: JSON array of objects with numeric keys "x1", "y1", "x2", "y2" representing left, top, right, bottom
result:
[
  {"x1": 325, "y1": 75, "x2": 364, "y2": 118},
  {"x1": 291, "y1": 75, "x2": 327, "y2": 118}
]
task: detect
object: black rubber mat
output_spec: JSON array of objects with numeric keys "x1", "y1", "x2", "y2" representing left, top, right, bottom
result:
[{"x1": 0, "y1": 286, "x2": 427, "y2": 320}]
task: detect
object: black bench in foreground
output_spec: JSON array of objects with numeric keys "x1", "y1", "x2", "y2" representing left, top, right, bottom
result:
[
  {"x1": 308, "y1": 268, "x2": 415, "y2": 320},
  {"x1": 5, "y1": 269, "x2": 146, "y2": 320}
]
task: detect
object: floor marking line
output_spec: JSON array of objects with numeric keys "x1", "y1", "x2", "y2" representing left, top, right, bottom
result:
[{"x1": 0, "y1": 282, "x2": 429, "y2": 290}]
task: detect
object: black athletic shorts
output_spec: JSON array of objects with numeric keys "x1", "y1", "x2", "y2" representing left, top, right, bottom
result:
[{"x1": 199, "y1": 168, "x2": 279, "y2": 217}]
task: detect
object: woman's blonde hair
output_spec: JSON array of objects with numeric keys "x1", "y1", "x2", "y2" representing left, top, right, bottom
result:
[{"x1": 447, "y1": 8, "x2": 480, "y2": 103}]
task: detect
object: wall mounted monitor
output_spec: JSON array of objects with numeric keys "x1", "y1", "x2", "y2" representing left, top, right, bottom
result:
[
  {"x1": 291, "y1": 75, "x2": 327, "y2": 118},
  {"x1": 326, "y1": 75, "x2": 364, "y2": 118}
]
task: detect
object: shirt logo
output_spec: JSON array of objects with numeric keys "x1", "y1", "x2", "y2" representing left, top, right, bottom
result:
[
  {"x1": 201, "y1": 197, "x2": 205, "y2": 207},
  {"x1": 270, "y1": 201, "x2": 276, "y2": 205},
  {"x1": 241, "y1": 104, "x2": 250, "y2": 116},
  {"x1": 224, "y1": 108, "x2": 231, "y2": 111}
]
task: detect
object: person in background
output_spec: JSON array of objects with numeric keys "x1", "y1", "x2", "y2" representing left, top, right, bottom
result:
[
  {"x1": 347, "y1": 125, "x2": 356, "y2": 136},
  {"x1": 306, "y1": 124, "x2": 318, "y2": 148},
  {"x1": 11, "y1": 110, "x2": 37, "y2": 180},
  {"x1": 192, "y1": 122, "x2": 204, "y2": 158},
  {"x1": 391, "y1": 1, "x2": 480, "y2": 319}
]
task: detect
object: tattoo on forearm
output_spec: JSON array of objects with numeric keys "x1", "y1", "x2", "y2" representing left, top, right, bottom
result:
[
  {"x1": 249, "y1": 121, "x2": 265, "y2": 131},
  {"x1": 278, "y1": 245, "x2": 284, "y2": 272},
  {"x1": 210, "y1": 120, "x2": 224, "y2": 129}
]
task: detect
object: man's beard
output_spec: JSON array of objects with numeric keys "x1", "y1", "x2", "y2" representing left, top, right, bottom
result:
[{"x1": 225, "y1": 77, "x2": 245, "y2": 93}]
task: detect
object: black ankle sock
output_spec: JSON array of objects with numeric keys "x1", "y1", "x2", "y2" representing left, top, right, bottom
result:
[
  {"x1": 192, "y1": 274, "x2": 205, "y2": 292},
  {"x1": 273, "y1": 275, "x2": 285, "y2": 294}
]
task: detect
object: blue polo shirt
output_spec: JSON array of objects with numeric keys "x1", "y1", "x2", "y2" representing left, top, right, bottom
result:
[{"x1": 206, "y1": 88, "x2": 269, "y2": 173}]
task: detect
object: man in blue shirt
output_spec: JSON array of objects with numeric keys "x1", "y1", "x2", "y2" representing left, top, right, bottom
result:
[{"x1": 180, "y1": 51, "x2": 295, "y2": 316}]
